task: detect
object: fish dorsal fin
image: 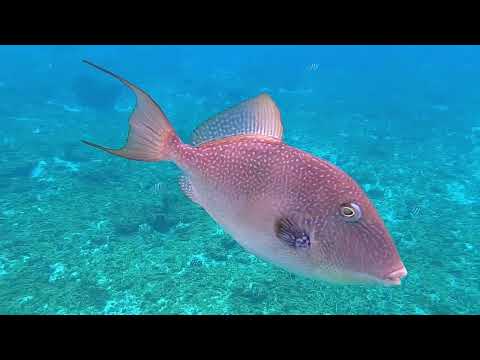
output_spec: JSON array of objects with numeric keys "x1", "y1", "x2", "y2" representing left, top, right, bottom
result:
[{"x1": 191, "y1": 93, "x2": 283, "y2": 146}]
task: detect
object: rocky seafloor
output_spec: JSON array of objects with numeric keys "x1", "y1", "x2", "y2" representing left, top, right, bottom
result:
[{"x1": 1, "y1": 89, "x2": 479, "y2": 315}]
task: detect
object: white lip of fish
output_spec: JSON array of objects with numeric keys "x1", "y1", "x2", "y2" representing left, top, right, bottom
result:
[
  {"x1": 353, "y1": 266, "x2": 407, "y2": 286},
  {"x1": 321, "y1": 266, "x2": 408, "y2": 286},
  {"x1": 381, "y1": 267, "x2": 408, "y2": 286}
]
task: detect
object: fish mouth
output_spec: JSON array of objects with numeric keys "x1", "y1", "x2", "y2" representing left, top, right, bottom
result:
[
  {"x1": 380, "y1": 266, "x2": 408, "y2": 286},
  {"x1": 312, "y1": 266, "x2": 408, "y2": 286}
]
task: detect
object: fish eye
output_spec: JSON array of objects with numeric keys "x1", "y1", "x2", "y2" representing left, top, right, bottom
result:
[
  {"x1": 341, "y1": 206, "x2": 355, "y2": 217},
  {"x1": 340, "y1": 203, "x2": 362, "y2": 221}
]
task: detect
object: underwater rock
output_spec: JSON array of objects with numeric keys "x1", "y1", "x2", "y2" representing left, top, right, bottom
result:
[
  {"x1": 78, "y1": 166, "x2": 123, "y2": 185},
  {"x1": 205, "y1": 242, "x2": 228, "y2": 262},
  {"x1": 78, "y1": 171, "x2": 107, "y2": 185},
  {"x1": 207, "y1": 251, "x2": 227, "y2": 262},
  {"x1": 31, "y1": 160, "x2": 47, "y2": 178},
  {"x1": 91, "y1": 235, "x2": 109, "y2": 246},
  {"x1": 160, "y1": 193, "x2": 181, "y2": 214},
  {"x1": 52, "y1": 157, "x2": 79, "y2": 172},
  {"x1": 114, "y1": 221, "x2": 141, "y2": 236},
  {"x1": 149, "y1": 214, "x2": 175, "y2": 233},
  {"x1": 235, "y1": 255, "x2": 251, "y2": 265},
  {"x1": 232, "y1": 283, "x2": 268, "y2": 304},
  {"x1": 27, "y1": 162, "x2": 44, "y2": 178},
  {"x1": 220, "y1": 236, "x2": 237, "y2": 251},
  {"x1": 48, "y1": 262, "x2": 65, "y2": 283},
  {"x1": 446, "y1": 181, "x2": 475, "y2": 205},
  {"x1": 112, "y1": 205, "x2": 147, "y2": 237},
  {"x1": 82, "y1": 283, "x2": 110, "y2": 308}
]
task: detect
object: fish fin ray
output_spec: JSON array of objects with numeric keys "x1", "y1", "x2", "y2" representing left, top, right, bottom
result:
[
  {"x1": 81, "y1": 60, "x2": 180, "y2": 162},
  {"x1": 274, "y1": 215, "x2": 312, "y2": 249},
  {"x1": 191, "y1": 93, "x2": 283, "y2": 146}
]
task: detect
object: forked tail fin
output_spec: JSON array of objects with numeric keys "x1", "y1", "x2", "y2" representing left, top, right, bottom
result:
[{"x1": 81, "y1": 60, "x2": 181, "y2": 162}]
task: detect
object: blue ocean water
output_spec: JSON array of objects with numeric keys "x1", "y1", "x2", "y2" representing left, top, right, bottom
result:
[{"x1": 0, "y1": 45, "x2": 478, "y2": 314}]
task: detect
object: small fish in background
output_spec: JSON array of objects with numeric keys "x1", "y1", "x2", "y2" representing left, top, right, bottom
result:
[
  {"x1": 114, "y1": 104, "x2": 134, "y2": 113},
  {"x1": 306, "y1": 63, "x2": 319, "y2": 71},
  {"x1": 151, "y1": 182, "x2": 166, "y2": 194},
  {"x1": 81, "y1": 61, "x2": 407, "y2": 286},
  {"x1": 278, "y1": 88, "x2": 313, "y2": 95},
  {"x1": 409, "y1": 206, "x2": 421, "y2": 219},
  {"x1": 31, "y1": 160, "x2": 48, "y2": 179},
  {"x1": 431, "y1": 104, "x2": 449, "y2": 112},
  {"x1": 45, "y1": 99, "x2": 83, "y2": 113},
  {"x1": 63, "y1": 105, "x2": 82, "y2": 113}
]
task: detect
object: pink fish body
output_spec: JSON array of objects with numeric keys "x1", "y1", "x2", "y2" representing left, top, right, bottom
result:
[{"x1": 82, "y1": 61, "x2": 407, "y2": 286}]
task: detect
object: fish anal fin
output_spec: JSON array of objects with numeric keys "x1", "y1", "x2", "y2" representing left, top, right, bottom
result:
[
  {"x1": 179, "y1": 176, "x2": 200, "y2": 205},
  {"x1": 191, "y1": 93, "x2": 283, "y2": 146}
]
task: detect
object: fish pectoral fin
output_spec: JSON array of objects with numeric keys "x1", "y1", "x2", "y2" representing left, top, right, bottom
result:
[
  {"x1": 274, "y1": 215, "x2": 312, "y2": 249},
  {"x1": 179, "y1": 176, "x2": 200, "y2": 205},
  {"x1": 191, "y1": 93, "x2": 283, "y2": 146}
]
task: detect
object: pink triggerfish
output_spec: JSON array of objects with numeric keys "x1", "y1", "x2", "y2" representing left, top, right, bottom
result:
[{"x1": 82, "y1": 61, "x2": 407, "y2": 286}]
